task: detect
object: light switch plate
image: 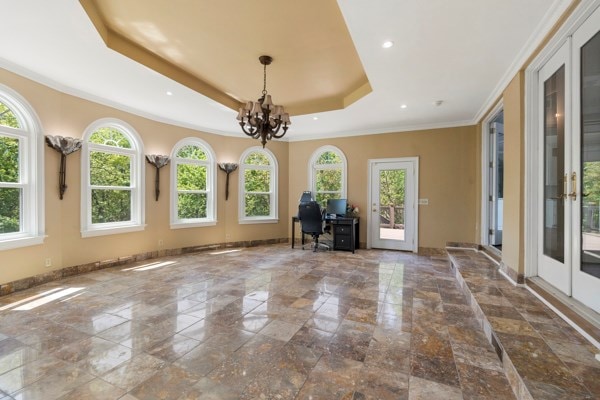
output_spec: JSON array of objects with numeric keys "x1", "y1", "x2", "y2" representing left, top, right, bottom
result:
[{"x1": 418, "y1": 198, "x2": 429, "y2": 205}]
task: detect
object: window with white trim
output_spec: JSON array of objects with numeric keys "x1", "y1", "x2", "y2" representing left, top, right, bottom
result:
[
  {"x1": 0, "y1": 85, "x2": 44, "y2": 250},
  {"x1": 170, "y1": 138, "x2": 216, "y2": 228},
  {"x1": 239, "y1": 147, "x2": 278, "y2": 223},
  {"x1": 81, "y1": 119, "x2": 144, "y2": 237},
  {"x1": 309, "y1": 145, "x2": 347, "y2": 207}
]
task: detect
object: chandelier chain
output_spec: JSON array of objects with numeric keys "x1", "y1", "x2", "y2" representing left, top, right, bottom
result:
[{"x1": 262, "y1": 63, "x2": 267, "y2": 95}]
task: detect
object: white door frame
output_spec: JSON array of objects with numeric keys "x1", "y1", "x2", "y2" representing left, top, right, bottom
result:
[
  {"x1": 525, "y1": 0, "x2": 600, "y2": 279},
  {"x1": 367, "y1": 157, "x2": 419, "y2": 252},
  {"x1": 481, "y1": 101, "x2": 504, "y2": 245}
]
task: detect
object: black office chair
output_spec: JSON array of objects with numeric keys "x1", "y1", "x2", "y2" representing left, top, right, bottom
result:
[{"x1": 298, "y1": 201, "x2": 329, "y2": 252}]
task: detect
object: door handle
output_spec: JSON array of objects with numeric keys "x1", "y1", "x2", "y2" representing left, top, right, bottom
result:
[{"x1": 568, "y1": 172, "x2": 577, "y2": 200}]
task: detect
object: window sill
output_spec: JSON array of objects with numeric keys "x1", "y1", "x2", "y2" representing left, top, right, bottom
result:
[
  {"x1": 81, "y1": 224, "x2": 145, "y2": 238},
  {"x1": 238, "y1": 218, "x2": 279, "y2": 225},
  {"x1": 0, "y1": 234, "x2": 45, "y2": 251},
  {"x1": 170, "y1": 220, "x2": 217, "y2": 229}
]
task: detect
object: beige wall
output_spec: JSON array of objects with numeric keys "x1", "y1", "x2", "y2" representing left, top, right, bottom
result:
[
  {"x1": 0, "y1": 68, "x2": 289, "y2": 284},
  {"x1": 501, "y1": 72, "x2": 525, "y2": 275},
  {"x1": 288, "y1": 126, "x2": 478, "y2": 250},
  {"x1": 0, "y1": 67, "x2": 479, "y2": 286}
]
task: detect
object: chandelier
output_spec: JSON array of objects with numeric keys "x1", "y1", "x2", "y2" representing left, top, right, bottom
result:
[{"x1": 236, "y1": 55, "x2": 291, "y2": 148}]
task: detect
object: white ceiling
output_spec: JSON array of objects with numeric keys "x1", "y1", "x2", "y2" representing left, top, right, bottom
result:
[{"x1": 0, "y1": 0, "x2": 571, "y2": 141}]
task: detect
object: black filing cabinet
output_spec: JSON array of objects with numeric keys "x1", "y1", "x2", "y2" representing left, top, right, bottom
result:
[{"x1": 330, "y1": 217, "x2": 359, "y2": 253}]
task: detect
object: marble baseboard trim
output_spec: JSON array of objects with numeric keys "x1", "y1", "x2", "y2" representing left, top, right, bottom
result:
[
  {"x1": 445, "y1": 241, "x2": 479, "y2": 249},
  {"x1": 447, "y1": 252, "x2": 531, "y2": 400},
  {"x1": 0, "y1": 237, "x2": 288, "y2": 297},
  {"x1": 417, "y1": 247, "x2": 447, "y2": 256},
  {"x1": 498, "y1": 261, "x2": 524, "y2": 284}
]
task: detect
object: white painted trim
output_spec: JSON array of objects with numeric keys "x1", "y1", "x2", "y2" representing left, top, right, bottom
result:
[
  {"x1": 308, "y1": 145, "x2": 347, "y2": 203},
  {"x1": 238, "y1": 146, "x2": 278, "y2": 223},
  {"x1": 169, "y1": 137, "x2": 217, "y2": 227},
  {"x1": 367, "y1": 157, "x2": 419, "y2": 252},
  {"x1": 170, "y1": 221, "x2": 217, "y2": 229},
  {"x1": 0, "y1": 84, "x2": 45, "y2": 250},
  {"x1": 80, "y1": 118, "x2": 145, "y2": 237},
  {"x1": 524, "y1": 0, "x2": 600, "y2": 279},
  {"x1": 81, "y1": 224, "x2": 146, "y2": 238},
  {"x1": 472, "y1": 0, "x2": 574, "y2": 123}
]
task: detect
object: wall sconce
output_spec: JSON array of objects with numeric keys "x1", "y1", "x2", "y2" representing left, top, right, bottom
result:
[
  {"x1": 45, "y1": 135, "x2": 82, "y2": 200},
  {"x1": 218, "y1": 163, "x2": 238, "y2": 200},
  {"x1": 145, "y1": 155, "x2": 170, "y2": 201}
]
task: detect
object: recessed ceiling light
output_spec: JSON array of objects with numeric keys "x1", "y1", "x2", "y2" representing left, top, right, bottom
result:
[
  {"x1": 313, "y1": 117, "x2": 319, "y2": 120},
  {"x1": 166, "y1": 91, "x2": 173, "y2": 96},
  {"x1": 382, "y1": 41, "x2": 394, "y2": 49},
  {"x1": 400, "y1": 104, "x2": 407, "y2": 109}
]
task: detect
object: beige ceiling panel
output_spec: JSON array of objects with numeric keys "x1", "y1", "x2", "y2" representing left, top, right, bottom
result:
[{"x1": 80, "y1": 0, "x2": 371, "y2": 115}]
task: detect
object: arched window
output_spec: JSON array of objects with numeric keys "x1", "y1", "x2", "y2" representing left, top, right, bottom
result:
[
  {"x1": 170, "y1": 138, "x2": 216, "y2": 228},
  {"x1": 239, "y1": 147, "x2": 278, "y2": 223},
  {"x1": 309, "y1": 145, "x2": 347, "y2": 207},
  {"x1": 81, "y1": 119, "x2": 144, "y2": 237},
  {"x1": 0, "y1": 85, "x2": 44, "y2": 250}
]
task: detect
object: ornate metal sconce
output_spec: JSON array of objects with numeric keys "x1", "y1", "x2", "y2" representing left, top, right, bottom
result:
[
  {"x1": 218, "y1": 163, "x2": 238, "y2": 200},
  {"x1": 45, "y1": 135, "x2": 83, "y2": 200},
  {"x1": 145, "y1": 155, "x2": 170, "y2": 201}
]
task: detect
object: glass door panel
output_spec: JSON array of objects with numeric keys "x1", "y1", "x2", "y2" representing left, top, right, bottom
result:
[
  {"x1": 378, "y1": 169, "x2": 406, "y2": 242},
  {"x1": 537, "y1": 40, "x2": 571, "y2": 296},
  {"x1": 580, "y1": 31, "x2": 600, "y2": 280},
  {"x1": 543, "y1": 65, "x2": 566, "y2": 263},
  {"x1": 370, "y1": 160, "x2": 416, "y2": 251}
]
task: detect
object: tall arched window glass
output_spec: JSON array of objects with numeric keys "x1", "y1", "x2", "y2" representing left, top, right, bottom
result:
[
  {"x1": 170, "y1": 138, "x2": 216, "y2": 228},
  {"x1": 239, "y1": 147, "x2": 278, "y2": 223},
  {"x1": 81, "y1": 119, "x2": 144, "y2": 237},
  {"x1": 0, "y1": 85, "x2": 44, "y2": 250},
  {"x1": 309, "y1": 145, "x2": 347, "y2": 207}
]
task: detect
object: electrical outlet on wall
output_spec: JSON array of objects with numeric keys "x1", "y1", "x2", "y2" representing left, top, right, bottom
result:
[{"x1": 45, "y1": 258, "x2": 52, "y2": 267}]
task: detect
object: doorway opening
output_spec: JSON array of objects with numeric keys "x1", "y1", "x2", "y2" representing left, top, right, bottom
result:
[{"x1": 482, "y1": 106, "x2": 504, "y2": 252}]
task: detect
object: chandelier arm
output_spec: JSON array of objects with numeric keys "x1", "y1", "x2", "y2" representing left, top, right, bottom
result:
[
  {"x1": 239, "y1": 122, "x2": 258, "y2": 137},
  {"x1": 272, "y1": 125, "x2": 288, "y2": 139}
]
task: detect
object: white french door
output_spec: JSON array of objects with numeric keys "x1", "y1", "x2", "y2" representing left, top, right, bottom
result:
[
  {"x1": 538, "y1": 41, "x2": 572, "y2": 295},
  {"x1": 571, "y1": 7, "x2": 600, "y2": 312},
  {"x1": 369, "y1": 158, "x2": 418, "y2": 252},
  {"x1": 537, "y1": 5, "x2": 600, "y2": 313}
]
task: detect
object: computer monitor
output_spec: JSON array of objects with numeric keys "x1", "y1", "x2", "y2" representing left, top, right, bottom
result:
[
  {"x1": 326, "y1": 198, "x2": 347, "y2": 217},
  {"x1": 299, "y1": 191, "x2": 313, "y2": 203}
]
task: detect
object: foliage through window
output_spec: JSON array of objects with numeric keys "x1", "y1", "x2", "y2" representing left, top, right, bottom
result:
[
  {"x1": 0, "y1": 87, "x2": 44, "y2": 250},
  {"x1": 240, "y1": 147, "x2": 278, "y2": 222},
  {"x1": 82, "y1": 119, "x2": 144, "y2": 237},
  {"x1": 310, "y1": 146, "x2": 347, "y2": 207},
  {"x1": 170, "y1": 138, "x2": 216, "y2": 227}
]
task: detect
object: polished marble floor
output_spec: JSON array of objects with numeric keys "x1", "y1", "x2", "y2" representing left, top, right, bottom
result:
[
  {"x1": 0, "y1": 245, "x2": 516, "y2": 399},
  {"x1": 447, "y1": 249, "x2": 600, "y2": 400}
]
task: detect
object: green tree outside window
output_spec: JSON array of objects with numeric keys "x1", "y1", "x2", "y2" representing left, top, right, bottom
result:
[{"x1": 0, "y1": 102, "x2": 21, "y2": 233}]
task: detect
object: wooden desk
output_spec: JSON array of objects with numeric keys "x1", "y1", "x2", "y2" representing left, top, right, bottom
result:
[{"x1": 292, "y1": 216, "x2": 359, "y2": 253}]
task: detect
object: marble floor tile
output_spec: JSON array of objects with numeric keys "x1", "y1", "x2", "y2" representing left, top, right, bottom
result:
[
  {"x1": 10, "y1": 245, "x2": 590, "y2": 398},
  {"x1": 100, "y1": 353, "x2": 166, "y2": 391},
  {"x1": 407, "y1": 376, "x2": 463, "y2": 400},
  {"x1": 57, "y1": 378, "x2": 126, "y2": 400}
]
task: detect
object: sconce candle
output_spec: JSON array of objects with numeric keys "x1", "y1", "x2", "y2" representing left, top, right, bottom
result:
[{"x1": 218, "y1": 163, "x2": 239, "y2": 200}]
